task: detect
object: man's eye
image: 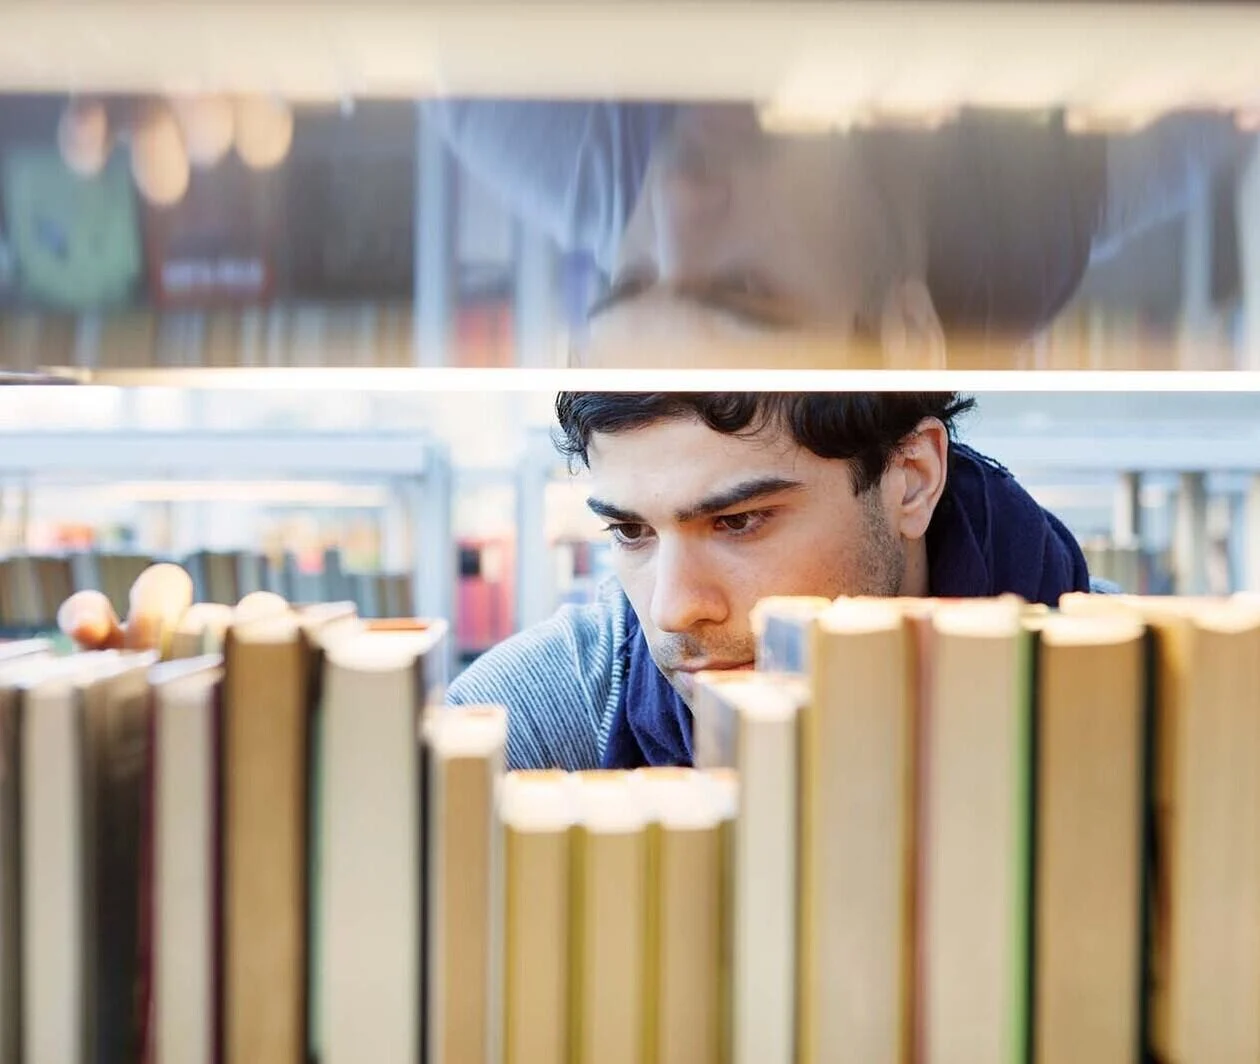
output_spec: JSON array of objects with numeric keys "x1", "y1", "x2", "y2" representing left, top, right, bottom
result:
[
  {"x1": 715, "y1": 510, "x2": 769, "y2": 535},
  {"x1": 605, "y1": 522, "x2": 651, "y2": 547}
]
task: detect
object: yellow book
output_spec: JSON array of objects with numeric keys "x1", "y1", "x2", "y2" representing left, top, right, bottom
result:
[
  {"x1": 693, "y1": 673, "x2": 802, "y2": 1064},
  {"x1": 919, "y1": 599, "x2": 1032, "y2": 1064},
  {"x1": 801, "y1": 597, "x2": 914, "y2": 1064},
  {"x1": 633, "y1": 768, "x2": 726, "y2": 1064},
  {"x1": 569, "y1": 771, "x2": 648, "y2": 1064},
  {"x1": 501, "y1": 771, "x2": 575, "y2": 1064},
  {"x1": 424, "y1": 705, "x2": 507, "y2": 1064},
  {"x1": 1030, "y1": 612, "x2": 1146, "y2": 1064},
  {"x1": 1062, "y1": 593, "x2": 1260, "y2": 1063}
]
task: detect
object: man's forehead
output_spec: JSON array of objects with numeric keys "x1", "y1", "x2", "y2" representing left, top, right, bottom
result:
[
  {"x1": 585, "y1": 414, "x2": 800, "y2": 470},
  {"x1": 582, "y1": 419, "x2": 814, "y2": 525},
  {"x1": 579, "y1": 291, "x2": 867, "y2": 371}
]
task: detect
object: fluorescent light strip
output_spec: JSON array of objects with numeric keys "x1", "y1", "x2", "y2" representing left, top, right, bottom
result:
[
  {"x1": 55, "y1": 367, "x2": 1260, "y2": 393},
  {"x1": 80, "y1": 480, "x2": 391, "y2": 505},
  {"x1": 0, "y1": 1, "x2": 1259, "y2": 112}
]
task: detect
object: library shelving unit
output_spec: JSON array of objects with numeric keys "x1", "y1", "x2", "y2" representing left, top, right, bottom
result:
[
  {"x1": 0, "y1": 426, "x2": 455, "y2": 629},
  {"x1": 1, "y1": 7, "x2": 1260, "y2": 1064},
  {"x1": 0, "y1": 418, "x2": 603, "y2": 657},
  {"x1": 514, "y1": 424, "x2": 613, "y2": 631},
  {"x1": 963, "y1": 392, "x2": 1260, "y2": 594}
]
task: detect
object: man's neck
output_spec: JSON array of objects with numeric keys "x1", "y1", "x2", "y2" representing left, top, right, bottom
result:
[{"x1": 899, "y1": 536, "x2": 930, "y2": 597}]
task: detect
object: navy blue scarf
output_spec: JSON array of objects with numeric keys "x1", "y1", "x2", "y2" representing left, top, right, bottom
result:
[{"x1": 599, "y1": 443, "x2": 1091, "y2": 769}]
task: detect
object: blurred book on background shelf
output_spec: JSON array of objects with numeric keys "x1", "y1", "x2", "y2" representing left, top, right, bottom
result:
[{"x1": 0, "y1": 550, "x2": 412, "y2": 632}]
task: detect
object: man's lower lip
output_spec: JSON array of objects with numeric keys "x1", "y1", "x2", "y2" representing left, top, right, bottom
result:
[{"x1": 677, "y1": 663, "x2": 754, "y2": 675}]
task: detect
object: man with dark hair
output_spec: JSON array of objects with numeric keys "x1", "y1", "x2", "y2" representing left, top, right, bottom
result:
[
  {"x1": 431, "y1": 101, "x2": 1107, "y2": 368},
  {"x1": 447, "y1": 391, "x2": 1093, "y2": 770},
  {"x1": 429, "y1": 100, "x2": 1246, "y2": 369}
]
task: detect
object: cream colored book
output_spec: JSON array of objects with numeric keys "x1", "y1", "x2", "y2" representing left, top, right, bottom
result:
[
  {"x1": 1062, "y1": 593, "x2": 1260, "y2": 1064},
  {"x1": 19, "y1": 656, "x2": 94, "y2": 1064},
  {"x1": 222, "y1": 614, "x2": 308, "y2": 1064},
  {"x1": 424, "y1": 705, "x2": 507, "y2": 1064},
  {"x1": 1031, "y1": 611, "x2": 1146, "y2": 1064},
  {"x1": 569, "y1": 771, "x2": 649, "y2": 1064},
  {"x1": 15, "y1": 651, "x2": 152, "y2": 1064},
  {"x1": 632, "y1": 768, "x2": 726, "y2": 1064},
  {"x1": 919, "y1": 599, "x2": 1031, "y2": 1064},
  {"x1": 692, "y1": 672, "x2": 802, "y2": 1064},
  {"x1": 150, "y1": 655, "x2": 222, "y2": 1064},
  {"x1": 316, "y1": 623, "x2": 446, "y2": 1064},
  {"x1": 800, "y1": 597, "x2": 913, "y2": 1064},
  {"x1": 500, "y1": 771, "x2": 575, "y2": 1064}
]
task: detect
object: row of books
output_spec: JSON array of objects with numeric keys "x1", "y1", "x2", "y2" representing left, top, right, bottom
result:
[
  {"x1": 4, "y1": 301, "x2": 1235, "y2": 375},
  {"x1": 0, "y1": 595, "x2": 454, "y2": 1064},
  {"x1": 0, "y1": 604, "x2": 736, "y2": 1064},
  {"x1": 695, "y1": 589, "x2": 1260, "y2": 1064},
  {"x1": 0, "y1": 551, "x2": 413, "y2": 630},
  {"x1": 0, "y1": 299, "x2": 517, "y2": 371},
  {"x1": 4, "y1": 585, "x2": 1260, "y2": 1063}
]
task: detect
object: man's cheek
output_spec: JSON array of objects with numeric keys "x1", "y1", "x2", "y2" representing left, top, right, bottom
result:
[{"x1": 614, "y1": 558, "x2": 654, "y2": 625}]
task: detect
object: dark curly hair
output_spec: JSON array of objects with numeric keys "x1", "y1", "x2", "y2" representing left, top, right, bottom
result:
[{"x1": 554, "y1": 392, "x2": 976, "y2": 492}]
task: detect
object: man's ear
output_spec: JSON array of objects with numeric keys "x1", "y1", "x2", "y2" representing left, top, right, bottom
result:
[
  {"x1": 879, "y1": 278, "x2": 946, "y2": 369},
  {"x1": 887, "y1": 416, "x2": 949, "y2": 540}
]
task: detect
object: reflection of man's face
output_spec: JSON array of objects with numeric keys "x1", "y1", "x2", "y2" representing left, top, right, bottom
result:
[
  {"x1": 589, "y1": 104, "x2": 890, "y2": 362},
  {"x1": 584, "y1": 415, "x2": 906, "y2": 708}
]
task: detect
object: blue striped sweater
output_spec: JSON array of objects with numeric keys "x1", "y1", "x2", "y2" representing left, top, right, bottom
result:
[{"x1": 446, "y1": 580, "x2": 628, "y2": 772}]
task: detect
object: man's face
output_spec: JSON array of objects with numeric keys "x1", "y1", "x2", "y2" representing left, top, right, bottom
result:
[
  {"x1": 586, "y1": 105, "x2": 888, "y2": 358},
  {"x1": 585, "y1": 415, "x2": 907, "y2": 707}
]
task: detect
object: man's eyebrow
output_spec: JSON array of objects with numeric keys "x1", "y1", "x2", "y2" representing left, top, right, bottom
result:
[
  {"x1": 675, "y1": 476, "x2": 803, "y2": 523},
  {"x1": 585, "y1": 497, "x2": 645, "y2": 524},
  {"x1": 586, "y1": 476, "x2": 803, "y2": 527},
  {"x1": 586, "y1": 277, "x2": 799, "y2": 330}
]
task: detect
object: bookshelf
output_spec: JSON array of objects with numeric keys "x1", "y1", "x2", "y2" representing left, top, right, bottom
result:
[
  {"x1": 0, "y1": 5, "x2": 1256, "y2": 377},
  {"x1": 0, "y1": 5, "x2": 1259, "y2": 1062},
  {"x1": 0, "y1": 428, "x2": 455, "y2": 627},
  {"x1": 514, "y1": 424, "x2": 617, "y2": 629},
  {"x1": 964, "y1": 392, "x2": 1260, "y2": 593}
]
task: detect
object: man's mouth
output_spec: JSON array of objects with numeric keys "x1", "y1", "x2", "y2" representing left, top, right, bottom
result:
[
  {"x1": 671, "y1": 661, "x2": 755, "y2": 701},
  {"x1": 674, "y1": 660, "x2": 754, "y2": 674}
]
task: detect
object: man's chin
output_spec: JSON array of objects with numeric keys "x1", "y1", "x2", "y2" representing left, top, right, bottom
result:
[
  {"x1": 671, "y1": 670, "x2": 698, "y2": 707},
  {"x1": 670, "y1": 664, "x2": 755, "y2": 706}
]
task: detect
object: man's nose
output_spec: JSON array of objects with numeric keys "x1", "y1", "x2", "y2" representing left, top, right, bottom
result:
[{"x1": 649, "y1": 538, "x2": 727, "y2": 634}]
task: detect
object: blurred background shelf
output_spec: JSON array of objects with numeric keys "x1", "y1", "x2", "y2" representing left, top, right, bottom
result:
[{"x1": 0, "y1": 5, "x2": 1257, "y2": 373}]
